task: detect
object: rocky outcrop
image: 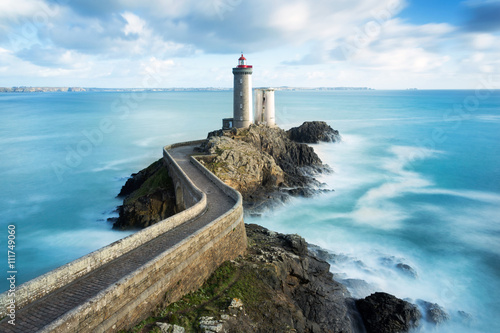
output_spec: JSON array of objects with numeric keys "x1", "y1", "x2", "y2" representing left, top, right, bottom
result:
[
  {"x1": 117, "y1": 159, "x2": 163, "y2": 197},
  {"x1": 244, "y1": 224, "x2": 361, "y2": 333},
  {"x1": 156, "y1": 322, "x2": 185, "y2": 333},
  {"x1": 416, "y1": 299, "x2": 450, "y2": 325},
  {"x1": 202, "y1": 135, "x2": 285, "y2": 202},
  {"x1": 287, "y1": 121, "x2": 341, "y2": 143},
  {"x1": 115, "y1": 122, "x2": 456, "y2": 333},
  {"x1": 200, "y1": 124, "x2": 333, "y2": 213},
  {"x1": 114, "y1": 122, "x2": 339, "y2": 224},
  {"x1": 137, "y1": 224, "x2": 363, "y2": 333},
  {"x1": 126, "y1": 223, "x2": 455, "y2": 333},
  {"x1": 112, "y1": 158, "x2": 176, "y2": 230},
  {"x1": 356, "y1": 292, "x2": 421, "y2": 333}
]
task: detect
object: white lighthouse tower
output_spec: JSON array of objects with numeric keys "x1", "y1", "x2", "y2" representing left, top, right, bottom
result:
[{"x1": 232, "y1": 54, "x2": 253, "y2": 128}]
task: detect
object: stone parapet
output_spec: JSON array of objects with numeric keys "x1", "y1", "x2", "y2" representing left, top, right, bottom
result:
[
  {"x1": 0, "y1": 142, "x2": 206, "y2": 318},
  {"x1": 0, "y1": 140, "x2": 247, "y2": 333}
]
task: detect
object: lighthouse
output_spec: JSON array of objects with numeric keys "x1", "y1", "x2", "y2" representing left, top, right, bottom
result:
[{"x1": 232, "y1": 54, "x2": 253, "y2": 128}]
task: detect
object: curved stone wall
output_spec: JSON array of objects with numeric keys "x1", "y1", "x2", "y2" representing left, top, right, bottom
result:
[
  {"x1": 0, "y1": 140, "x2": 247, "y2": 333},
  {"x1": 0, "y1": 142, "x2": 206, "y2": 317}
]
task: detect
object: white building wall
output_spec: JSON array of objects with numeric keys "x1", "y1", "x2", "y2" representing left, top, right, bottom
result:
[
  {"x1": 254, "y1": 88, "x2": 276, "y2": 127},
  {"x1": 263, "y1": 89, "x2": 275, "y2": 127}
]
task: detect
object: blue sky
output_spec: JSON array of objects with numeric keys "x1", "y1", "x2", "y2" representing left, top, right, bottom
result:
[{"x1": 0, "y1": 0, "x2": 499, "y2": 89}]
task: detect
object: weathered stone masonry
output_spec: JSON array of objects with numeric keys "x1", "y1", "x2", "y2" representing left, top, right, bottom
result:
[{"x1": 0, "y1": 141, "x2": 247, "y2": 332}]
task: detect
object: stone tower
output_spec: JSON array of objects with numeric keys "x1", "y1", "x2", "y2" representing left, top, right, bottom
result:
[
  {"x1": 232, "y1": 54, "x2": 253, "y2": 128},
  {"x1": 254, "y1": 88, "x2": 276, "y2": 127}
]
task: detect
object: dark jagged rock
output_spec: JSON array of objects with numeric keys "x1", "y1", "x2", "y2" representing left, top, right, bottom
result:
[
  {"x1": 113, "y1": 158, "x2": 176, "y2": 230},
  {"x1": 140, "y1": 224, "x2": 363, "y2": 333},
  {"x1": 457, "y1": 310, "x2": 474, "y2": 325},
  {"x1": 287, "y1": 121, "x2": 341, "y2": 144},
  {"x1": 308, "y1": 243, "x2": 340, "y2": 263},
  {"x1": 380, "y1": 256, "x2": 418, "y2": 279},
  {"x1": 356, "y1": 292, "x2": 421, "y2": 333},
  {"x1": 340, "y1": 279, "x2": 377, "y2": 300},
  {"x1": 243, "y1": 224, "x2": 365, "y2": 333},
  {"x1": 395, "y1": 263, "x2": 418, "y2": 279},
  {"x1": 416, "y1": 299, "x2": 450, "y2": 325}
]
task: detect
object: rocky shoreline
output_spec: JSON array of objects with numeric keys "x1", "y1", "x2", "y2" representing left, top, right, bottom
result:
[
  {"x1": 114, "y1": 121, "x2": 457, "y2": 332},
  {"x1": 127, "y1": 224, "x2": 442, "y2": 333},
  {"x1": 111, "y1": 158, "x2": 176, "y2": 230},
  {"x1": 200, "y1": 122, "x2": 340, "y2": 214},
  {"x1": 112, "y1": 121, "x2": 339, "y2": 229}
]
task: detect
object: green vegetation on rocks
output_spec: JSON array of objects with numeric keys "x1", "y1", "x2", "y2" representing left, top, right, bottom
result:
[
  {"x1": 113, "y1": 158, "x2": 176, "y2": 230},
  {"x1": 115, "y1": 122, "x2": 453, "y2": 333},
  {"x1": 125, "y1": 163, "x2": 173, "y2": 204},
  {"x1": 124, "y1": 224, "x2": 359, "y2": 333}
]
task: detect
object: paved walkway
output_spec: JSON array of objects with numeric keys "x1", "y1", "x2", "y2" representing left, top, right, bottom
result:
[{"x1": 0, "y1": 144, "x2": 235, "y2": 333}]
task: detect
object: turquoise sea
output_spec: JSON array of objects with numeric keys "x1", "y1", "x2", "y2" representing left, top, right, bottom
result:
[{"x1": 0, "y1": 90, "x2": 499, "y2": 332}]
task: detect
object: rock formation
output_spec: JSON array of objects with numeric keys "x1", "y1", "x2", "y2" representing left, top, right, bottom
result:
[
  {"x1": 355, "y1": 292, "x2": 421, "y2": 333},
  {"x1": 114, "y1": 122, "x2": 338, "y2": 227},
  {"x1": 416, "y1": 299, "x2": 450, "y2": 325},
  {"x1": 115, "y1": 122, "x2": 454, "y2": 332},
  {"x1": 134, "y1": 224, "x2": 364, "y2": 333},
  {"x1": 112, "y1": 158, "x2": 176, "y2": 230},
  {"x1": 199, "y1": 123, "x2": 334, "y2": 213},
  {"x1": 287, "y1": 121, "x2": 341, "y2": 143},
  {"x1": 126, "y1": 223, "x2": 455, "y2": 333}
]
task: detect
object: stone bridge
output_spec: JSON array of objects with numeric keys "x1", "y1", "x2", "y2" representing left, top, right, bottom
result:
[{"x1": 0, "y1": 141, "x2": 247, "y2": 332}]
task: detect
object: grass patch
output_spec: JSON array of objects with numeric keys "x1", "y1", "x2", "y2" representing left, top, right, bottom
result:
[
  {"x1": 200, "y1": 156, "x2": 228, "y2": 176},
  {"x1": 119, "y1": 317, "x2": 157, "y2": 333},
  {"x1": 126, "y1": 260, "x2": 273, "y2": 333},
  {"x1": 125, "y1": 166, "x2": 173, "y2": 205}
]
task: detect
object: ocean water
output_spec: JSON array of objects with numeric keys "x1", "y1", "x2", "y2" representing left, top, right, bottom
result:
[{"x1": 1, "y1": 90, "x2": 499, "y2": 332}]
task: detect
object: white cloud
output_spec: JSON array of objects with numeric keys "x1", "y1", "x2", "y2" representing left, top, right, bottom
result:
[
  {"x1": 140, "y1": 57, "x2": 174, "y2": 76},
  {"x1": 356, "y1": 47, "x2": 451, "y2": 72},
  {"x1": 0, "y1": 0, "x2": 47, "y2": 20},
  {"x1": 470, "y1": 33, "x2": 496, "y2": 50},
  {"x1": 271, "y1": 2, "x2": 310, "y2": 31},
  {"x1": 122, "y1": 12, "x2": 147, "y2": 36},
  {"x1": 0, "y1": 0, "x2": 498, "y2": 88}
]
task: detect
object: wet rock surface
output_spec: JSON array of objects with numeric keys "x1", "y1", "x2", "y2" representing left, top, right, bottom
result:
[
  {"x1": 356, "y1": 292, "x2": 421, "y2": 333},
  {"x1": 245, "y1": 224, "x2": 361, "y2": 333},
  {"x1": 287, "y1": 121, "x2": 341, "y2": 143},
  {"x1": 138, "y1": 224, "x2": 364, "y2": 333},
  {"x1": 416, "y1": 299, "x2": 450, "y2": 325},
  {"x1": 380, "y1": 256, "x2": 418, "y2": 279}
]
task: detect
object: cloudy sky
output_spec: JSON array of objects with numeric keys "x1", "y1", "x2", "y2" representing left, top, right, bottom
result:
[{"x1": 0, "y1": 0, "x2": 499, "y2": 89}]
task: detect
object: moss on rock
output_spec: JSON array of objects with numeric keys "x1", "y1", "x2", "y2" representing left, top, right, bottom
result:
[
  {"x1": 125, "y1": 224, "x2": 358, "y2": 333},
  {"x1": 113, "y1": 158, "x2": 176, "y2": 230}
]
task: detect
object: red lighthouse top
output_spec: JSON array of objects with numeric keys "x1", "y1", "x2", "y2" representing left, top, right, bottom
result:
[{"x1": 237, "y1": 54, "x2": 252, "y2": 68}]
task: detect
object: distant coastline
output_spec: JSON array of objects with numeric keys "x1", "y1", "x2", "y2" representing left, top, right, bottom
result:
[{"x1": 0, "y1": 86, "x2": 374, "y2": 93}]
